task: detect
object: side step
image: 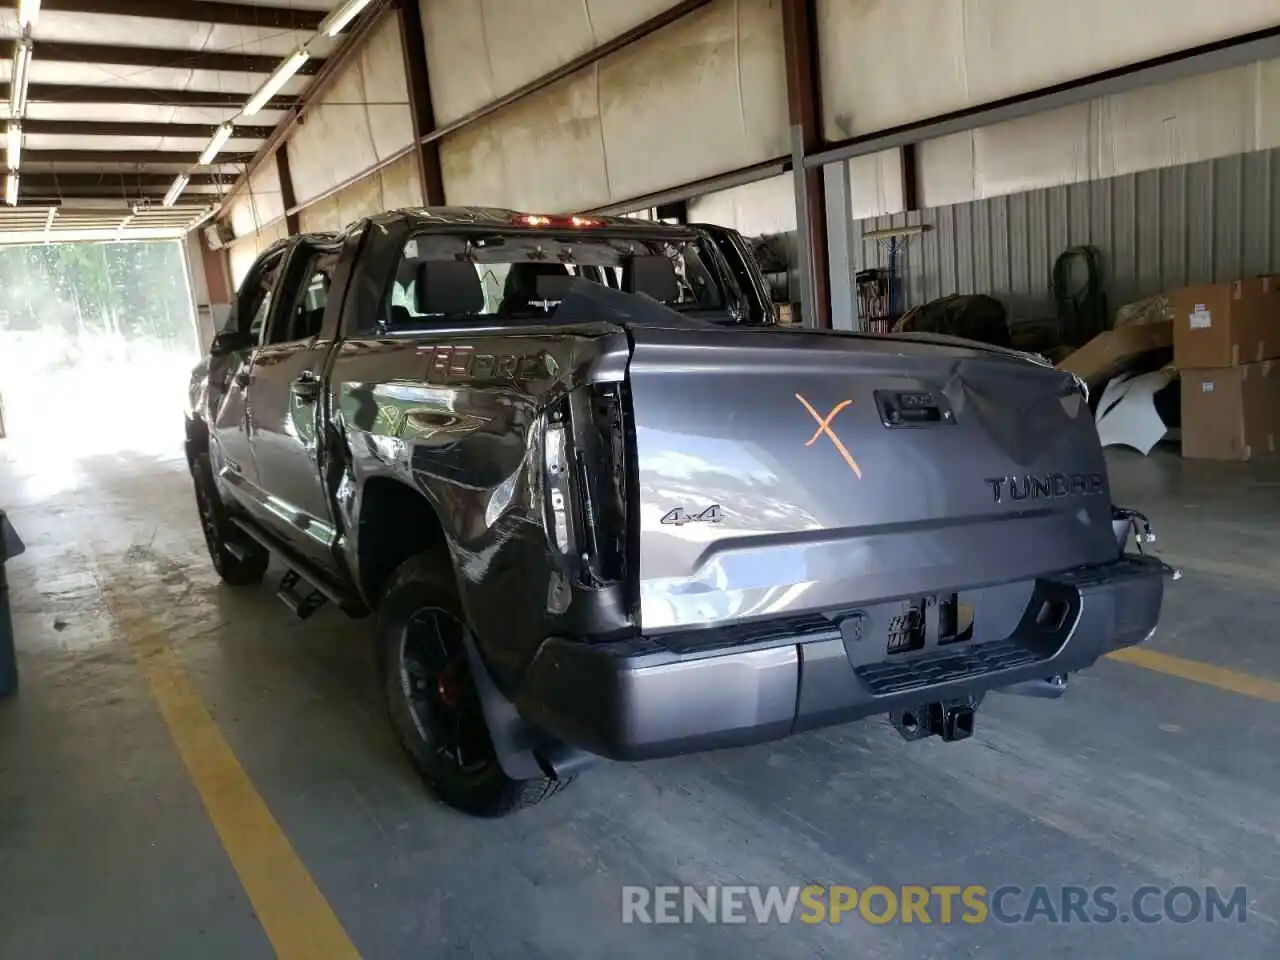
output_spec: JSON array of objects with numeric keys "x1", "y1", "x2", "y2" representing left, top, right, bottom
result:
[
  {"x1": 227, "y1": 516, "x2": 357, "y2": 619},
  {"x1": 277, "y1": 569, "x2": 328, "y2": 620}
]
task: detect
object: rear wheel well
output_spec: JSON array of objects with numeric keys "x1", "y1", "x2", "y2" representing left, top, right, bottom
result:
[{"x1": 358, "y1": 477, "x2": 449, "y2": 605}]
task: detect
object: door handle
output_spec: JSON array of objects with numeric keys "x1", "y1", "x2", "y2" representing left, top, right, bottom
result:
[
  {"x1": 234, "y1": 370, "x2": 251, "y2": 389},
  {"x1": 291, "y1": 371, "x2": 320, "y2": 403}
]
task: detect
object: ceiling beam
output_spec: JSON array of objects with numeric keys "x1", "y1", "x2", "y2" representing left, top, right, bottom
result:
[
  {"x1": 36, "y1": 41, "x2": 324, "y2": 75},
  {"x1": 24, "y1": 149, "x2": 254, "y2": 165},
  {"x1": 16, "y1": 83, "x2": 296, "y2": 109},
  {"x1": 24, "y1": 119, "x2": 273, "y2": 139},
  {"x1": 39, "y1": 0, "x2": 324, "y2": 30},
  {"x1": 24, "y1": 173, "x2": 227, "y2": 188},
  {"x1": 19, "y1": 192, "x2": 191, "y2": 204}
]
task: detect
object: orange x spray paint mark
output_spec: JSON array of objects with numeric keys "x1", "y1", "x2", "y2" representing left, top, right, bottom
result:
[{"x1": 795, "y1": 393, "x2": 863, "y2": 479}]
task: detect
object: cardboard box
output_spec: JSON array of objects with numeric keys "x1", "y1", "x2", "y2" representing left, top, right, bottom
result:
[
  {"x1": 1170, "y1": 279, "x2": 1280, "y2": 369},
  {"x1": 1180, "y1": 360, "x2": 1280, "y2": 461},
  {"x1": 1056, "y1": 321, "x2": 1172, "y2": 385}
]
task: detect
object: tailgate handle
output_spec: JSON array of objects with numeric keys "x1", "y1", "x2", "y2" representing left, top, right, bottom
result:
[{"x1": 876, "y1": 390, "x2": 953, "y2": 427}]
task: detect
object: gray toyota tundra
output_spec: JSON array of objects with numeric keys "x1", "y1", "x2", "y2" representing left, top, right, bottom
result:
[{"x1": 185, "y1": 207, "x2": 1176, "y2": 817}]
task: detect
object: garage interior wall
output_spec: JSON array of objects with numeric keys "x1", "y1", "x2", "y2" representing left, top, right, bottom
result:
[
  {"x1": 220, "y1": 11, "x2": 421, "y2": 289},
  {"x1": 831, "y1": 53, "x2": 1280, "y2": 326},
  {"x1": 228, "y1": 220, "x2": 290, "y2": 289},
  {"x1": 210, "y1": 0, "x2": 1280, "y2": 323},
  {"x1": 428, "y1": 0, "x2": 790, "y2": 212},
  {"x1": 815, "y1": 0, "x2": 1280, "y2": 142},
  {"x1": 287, "y1": 12, "x2": 420, "y2": 221},
  {"x1": 847, "y1": 147, "x2": 1280, "y2": 324}
]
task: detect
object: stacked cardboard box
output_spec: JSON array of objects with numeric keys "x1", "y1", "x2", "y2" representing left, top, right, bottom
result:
[{"x1": 1170, "y1": 279, "x2": 1280, "y2": 460}]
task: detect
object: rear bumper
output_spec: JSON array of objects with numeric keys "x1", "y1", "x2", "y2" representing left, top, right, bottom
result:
[{"x1": 514, "y1": 555, "x2": 1173, "y2": 762}]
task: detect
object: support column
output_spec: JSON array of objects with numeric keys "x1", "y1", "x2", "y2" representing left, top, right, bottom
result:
[
  {"x1": 396, "y1": 0, "x2": 445, "y2": 205},
  {"x1": 901, "y1": 143, "x2": 920, "y2": 212},
  {"x1": 781, "y1": 0, "x2": 830, "y2": 329},
  {"x1": 276, "y1": 147, "x2": 300, "y2": 235},
  {"x1": 188, "y1": 229, "x2": 233, "y2": 348},
  {"x1": 824, "y1": 160, "x2": 856, "y2": 331}
]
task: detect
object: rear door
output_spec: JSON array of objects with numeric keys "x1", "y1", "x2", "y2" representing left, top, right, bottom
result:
[{"x1": 244, "y1": 240, "x2": 343, "y2": 570}]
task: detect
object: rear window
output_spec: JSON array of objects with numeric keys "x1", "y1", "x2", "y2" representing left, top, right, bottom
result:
[{"x1": 385, "y1": 231, "x2": 723, "y2": 326}]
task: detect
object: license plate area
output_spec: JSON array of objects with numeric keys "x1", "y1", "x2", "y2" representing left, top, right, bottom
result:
[{"x1": 886, "y1": 594, "x2": 974, "y2": 655}]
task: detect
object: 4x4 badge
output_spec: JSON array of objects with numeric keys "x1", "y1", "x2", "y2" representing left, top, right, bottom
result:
[{"x1": 660, "y1": 505, "x2": 723, "y2": 526}]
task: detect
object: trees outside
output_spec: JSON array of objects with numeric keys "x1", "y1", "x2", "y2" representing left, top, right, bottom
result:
[
  {"x1": 0, "y1": 240, "x2": 199, "y2": 455},
  {"x1": 0, "y1": 240, "x2": 196, "y2": 350}
]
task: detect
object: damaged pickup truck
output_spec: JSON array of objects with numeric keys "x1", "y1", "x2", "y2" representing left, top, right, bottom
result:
[{"x1": 186, "y1": 208, "x2": 1176, "y2": 817}]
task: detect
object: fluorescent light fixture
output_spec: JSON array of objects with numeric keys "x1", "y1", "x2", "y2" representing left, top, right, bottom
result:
[
  {"x1": 243, "y1": 48, "x2": 310, "y2": 116},
  {"x1": 17, "y1": 0, "x2": 40, "y2": 28},
  {"x1": 9, "y1": 39, "x2": 33, "y2": 118},
  {"x1": 5, "y1": 173, "x2": 18, "y2": 207},
  {"x1": 6, "y1": 123, "x2": 20, "y2": 171},
  {"x1": 198, "y1": 122, "x2": 234, "y2": 166},
  {"x1": 162, "y1": 173, "x2": 190, "y2": 208},
  {"x1": 318, "y1": 0, "x2": 374, "y2": 36}
]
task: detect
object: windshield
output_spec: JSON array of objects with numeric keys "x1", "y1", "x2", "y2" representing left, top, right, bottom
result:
[{"x1": 385, "y1": 231, "x2": 725, "y2": 326}]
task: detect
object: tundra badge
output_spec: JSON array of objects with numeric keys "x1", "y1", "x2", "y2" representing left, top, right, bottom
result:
[{"x1": 985, "y1": 473, "x2": 1106, "y2": 503}]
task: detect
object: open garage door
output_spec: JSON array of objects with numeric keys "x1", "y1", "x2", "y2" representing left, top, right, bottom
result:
[{"x1": 0, "y1": 240, "x2": 197, "y2": 470}]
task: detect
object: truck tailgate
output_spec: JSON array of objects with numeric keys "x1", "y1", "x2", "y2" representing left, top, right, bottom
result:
[{"x1": 624, "y1": 326, "x2": 1118, "y2": 633}]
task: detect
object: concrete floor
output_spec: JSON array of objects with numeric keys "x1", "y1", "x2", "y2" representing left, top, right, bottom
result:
[{"x1": 0, "y1": 437, "x2": 1277, "y2": 959}]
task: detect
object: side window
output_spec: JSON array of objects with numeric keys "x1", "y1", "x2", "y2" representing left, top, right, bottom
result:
[
  {"x1": 245, "y1": 260, "x2": 282, "y2": 345},
  {"x1": 279, "y1": 252, "x2": 338, "y2": 344},
  {"x1": 477, "y1": 264, "x2": 511, "y2": 312}
]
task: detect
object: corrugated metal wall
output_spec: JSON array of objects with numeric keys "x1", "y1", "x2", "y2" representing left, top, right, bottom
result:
[{"x1": 843, "y1": 148, "x2": 1280, "y2": 325}]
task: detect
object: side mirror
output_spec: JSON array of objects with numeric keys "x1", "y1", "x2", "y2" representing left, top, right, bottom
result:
[{"x1": 210, "y1": 329, "x2": 251, "y2": 357}]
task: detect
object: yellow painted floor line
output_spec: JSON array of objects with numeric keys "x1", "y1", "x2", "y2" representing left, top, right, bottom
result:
[
  {"x1": 98, "y1": 583, "x2": 362, "y2": 960},
  {"x1": 1108, "y1": 647, "x2": 1280, "y2": 703}
]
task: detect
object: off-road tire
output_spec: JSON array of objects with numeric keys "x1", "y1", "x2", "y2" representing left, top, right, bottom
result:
[
  {"x1": 377, "y1": 551, "x2": 573, "y2": 817},
  {"x1": 191, "y1": 452, "x2": 269, "y2": 586}
]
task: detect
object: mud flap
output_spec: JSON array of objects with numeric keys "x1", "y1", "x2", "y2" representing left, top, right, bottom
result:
[{"x1": 460, "y1": 629, "x2": 597, "y2": 781}]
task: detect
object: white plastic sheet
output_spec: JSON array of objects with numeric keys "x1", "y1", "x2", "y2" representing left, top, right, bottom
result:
[{"x1": 1094, "y1": 369, "x2": 1176, "y2": 455}]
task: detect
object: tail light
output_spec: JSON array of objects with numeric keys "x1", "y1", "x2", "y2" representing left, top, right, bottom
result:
[
  {"x1": 543, "y1": 409, "x2": 575, "y2": 557},
  {"x1": 540, "y1": 386, "x2": 628, "y2": 586}
]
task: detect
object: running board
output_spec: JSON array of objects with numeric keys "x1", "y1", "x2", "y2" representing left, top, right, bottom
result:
[
  {"x1": 227, "y1": 516, "x2": 355, "y2": 617},
  {"x1": 277, "y1": 569, "x2": 328, "y2": 620}
]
